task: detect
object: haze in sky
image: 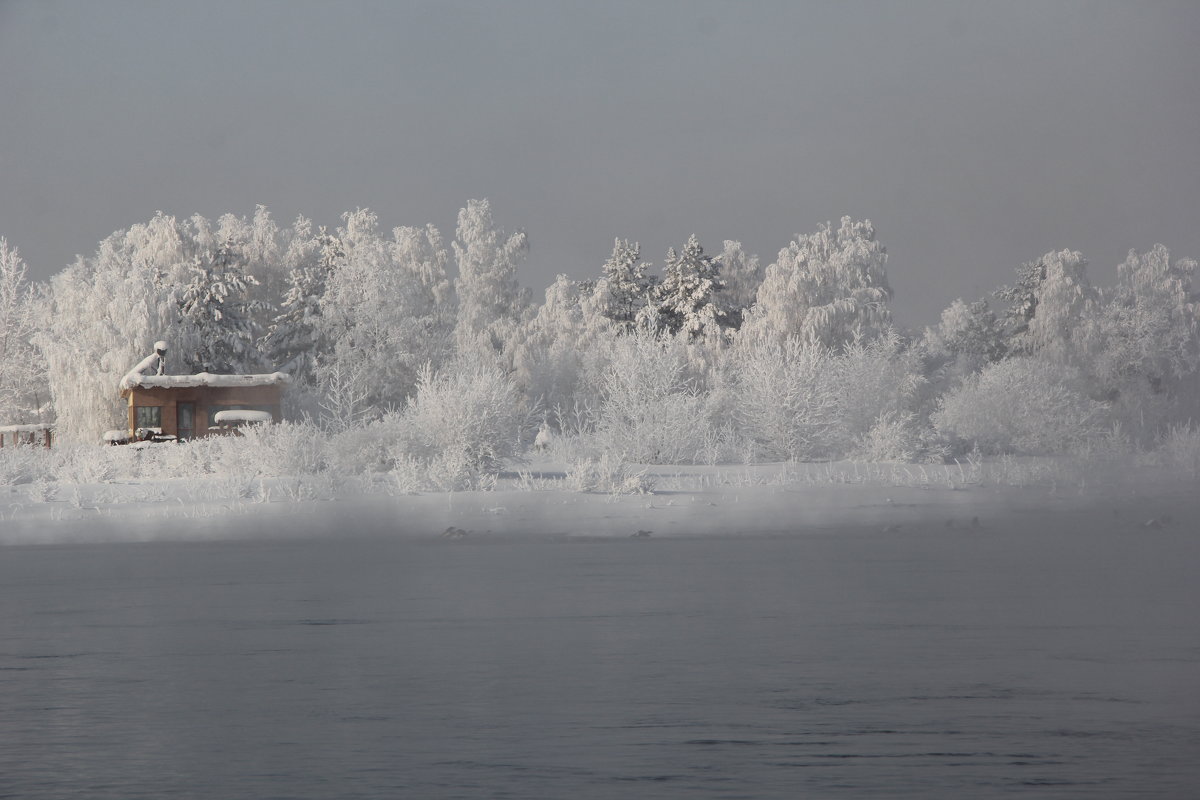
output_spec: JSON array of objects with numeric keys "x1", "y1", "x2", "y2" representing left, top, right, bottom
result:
[{"x1": 1, "y1": 0, "x2": 1198, "y2": 327}]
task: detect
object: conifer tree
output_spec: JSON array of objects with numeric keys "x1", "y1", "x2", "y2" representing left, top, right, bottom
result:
[
  {"x1": 177, "y1": 238, "x2": 266, "y2": 373},
  {"x1": 261, "y1": 225, "x2": 341, "y2": 378},
  {"x1": 640, "y1": 234, "x2": 726, "y2": 340},
  {"x1": 598, "y1": 238, "x2": 653, "y2": 331}
]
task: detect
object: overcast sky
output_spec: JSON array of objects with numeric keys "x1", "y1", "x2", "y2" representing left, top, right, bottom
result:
[{"x1": 1, "y1": 0, "x2": 1198, "y2": 326}]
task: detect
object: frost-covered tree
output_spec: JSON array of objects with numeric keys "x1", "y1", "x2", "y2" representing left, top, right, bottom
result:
[
  {"x1": 640, "y1": 234, "x2": 726, "y2": 340},
  {"x1": 742, "y1": 216, "x2": 892, "y2": 349},
  {"x1": 933, "y1": 357, "x2": 1108, "y2": 455},
  {"x1": 0, "y1": 239, "x2": 48, "y2": 424},
  {"x1": 732, "y1": 336, "x2": 839, "y2": 460},
  {"x1": 315, "y1": 210, "x2": 455, "y2": 416},
  {"x1": 40, "y1": 216, "x2": 183, "y2": 442},
  {"x1": 38, "y1": 211, "x2": 276, "y2": 442},
  {"x1": 831, "y1": 331, "x2": 926, "y2": 456},
  {"x1": 714, "y1": 240, "x2": 762, "y2": 329},
  {"x1": 1023, "y1": 249, "x2": 1096, "y2": 363},
  {"x1": 452, "y1": 199, "x2": 530, "y2": 357},
  {"x1": 1079, "y1": 244, "x2": 1200, "y2": 439},
  {"x1": 260, "y1": 222, "x2": 340, "y2": 380},
  {"x1": 593, "y1": 328, "x2": 709, "y2": 463},
  {"x1": 923, "y1": 298, "x2": 1006, "y2": 371},
  {"x1": 1100, "y1": 244, "x2": 1199, "y2": 386},
  {"x1": 995, "y1": 257, "x2": 1046, "y2": 341},
  {"x1": 177, "y1": 237, "x2": 266, "y2": 374},
  {"x1": 512, "y1": 274, "x2": 613, "y2": 415},
  {"x1": 261, "y1": 263, "x2": 326, "y2": 377},
  {"x1": 385, "y1": 353, "x2": 523, "y2": 490},
  {"x1": 596, "y1": 238, "x2": 653, "y2": 331}
]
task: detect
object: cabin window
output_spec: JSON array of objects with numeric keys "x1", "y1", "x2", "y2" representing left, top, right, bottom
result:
[{"x1": 135, "y1": 406, "x2": 162, "y2": 429}]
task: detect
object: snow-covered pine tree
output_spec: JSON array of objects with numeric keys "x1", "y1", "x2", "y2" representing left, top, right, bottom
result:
[
  {"x1": 923, "y1": 298, "x2": 1007, "y2": 370},
  {"x1": 177, "y1": 237, "x2": 266, "y2": 374},
  {"x1": 742, "y1": 216, "x2": 892, "y2": 349},
  {"x1": 262, "y1": 265, "x2": 326, "y2": 378},
  {"x1": 640, "y1": 234, "x2": 726, "y2": 340},
  {"x1": 260, "y1": 224, "x2": 341, "y2": 379},
  {"x1": 994, "y1": 257, "x2": 1047, "y2": 345},
  {"x1": 598, "y1": 238, "x2": 653, "y2": 332}
]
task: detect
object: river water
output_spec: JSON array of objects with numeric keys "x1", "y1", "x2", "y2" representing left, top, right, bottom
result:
[{"x1": 2, "y1": 521, "x2": 1198, "y2": 798}]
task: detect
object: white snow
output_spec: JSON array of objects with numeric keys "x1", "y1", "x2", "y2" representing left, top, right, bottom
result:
[
  {"x1": 120, "y1": 372, "x2": 291, "y2": 391},
  {"x1": 1, "y1": 447, "x2": 1196, "y2": 549},
  {"x1": 119, "y1": 351, "x2": 164, "y2": 389},
  {"x1": 0, "y1": 423, "x2": 53, "y2": 433},
  {"x1": 212, "y1": 410, "x2": 274, "y2": 424}
]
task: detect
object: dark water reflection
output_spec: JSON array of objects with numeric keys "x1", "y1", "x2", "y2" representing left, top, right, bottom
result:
[{"x1": 2, "y1": 523, "x2": 1198, "y2": 798}]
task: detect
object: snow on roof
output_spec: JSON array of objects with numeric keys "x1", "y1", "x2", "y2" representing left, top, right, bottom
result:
[
  {"x1": 0, "y1": 423, "x2": 54, "y2": 433},
  {"x1": 212, "y1": 409, "x2": 274, "y2": 424},
  {"x1": 120, "y1": 372, "x2": 292, "y2": 391}
]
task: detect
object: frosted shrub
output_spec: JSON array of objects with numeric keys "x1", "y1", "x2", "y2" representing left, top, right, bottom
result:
[
  {"x1": 851, "y1": 411, "x2": 923, "y2": 463},
  {"x1": 0, "y1": 446, "x2": 48, "y2": 485},
  {"x1": 933, "y1": 357, "x2": 1109, "y2": 455},
  {"x1": 387, "y1": 357, "x2": 522, "y2": 490},
  {"x1": 48, "y1": 444, "x2": 119, "y2": 485},
  {"x1": 830, "y1": 332, "x2": 925, "y2": 455},
  {"x1": 1155, "y1": 422, "x2": 1200, "y2": 477},
  {"x1": 592, "y1": 332, "x2": 709, "y2": 464},
  {"x1": 733, "y1": 337, "x2": 839, "y2": 460},
  {"x1": 565, "y1": 453, "x2": 653, "y2": 495},
  {"x1": 237, "y1": 420, "x2": 327, "y2": 476},
  {"x1": 328, "y1": 423, "x2": 392, "y2": 475}
]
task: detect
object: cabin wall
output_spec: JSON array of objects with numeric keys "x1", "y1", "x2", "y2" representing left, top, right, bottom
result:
[{"x1": 124, "y1": 385, "x2": 283, "y2": 438}]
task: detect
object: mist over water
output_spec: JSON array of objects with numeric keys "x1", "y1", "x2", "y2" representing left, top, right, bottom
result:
[{"x1": 2, "y1": 519, "x2": 1197, "y2": 799}]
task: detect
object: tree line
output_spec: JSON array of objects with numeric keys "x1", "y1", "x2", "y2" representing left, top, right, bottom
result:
[{"x1": 1, "y1": 200, "x2": 1197, "y2": 462}]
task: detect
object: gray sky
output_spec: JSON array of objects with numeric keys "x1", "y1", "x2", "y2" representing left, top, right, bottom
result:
[{"x1": 2, "y1": 0, "x2": 1198, "y2": 327}]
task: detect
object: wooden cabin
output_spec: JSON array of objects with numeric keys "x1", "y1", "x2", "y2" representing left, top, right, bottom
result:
[{"x1": 118, "y1": 372, "x2": 289, "y2": 441}]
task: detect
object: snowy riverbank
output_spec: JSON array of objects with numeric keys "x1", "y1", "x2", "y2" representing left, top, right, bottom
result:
[{"x1": 2, "y1": 456, "x2": 1195, "y2": 547}]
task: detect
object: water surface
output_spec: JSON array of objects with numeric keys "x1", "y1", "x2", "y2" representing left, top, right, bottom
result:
[{"x1": 2, "y1": 522, "x2": 1197, "y2": 798}]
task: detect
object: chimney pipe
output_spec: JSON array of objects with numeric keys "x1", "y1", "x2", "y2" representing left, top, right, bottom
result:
[{"x1": 153, "y1": 341, "x2": 167, "y2": 375}]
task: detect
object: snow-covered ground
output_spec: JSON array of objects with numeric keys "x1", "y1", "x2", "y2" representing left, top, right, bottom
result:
[{"x1": 3, "y1": 454, "x2": 1195, "y2": 547}]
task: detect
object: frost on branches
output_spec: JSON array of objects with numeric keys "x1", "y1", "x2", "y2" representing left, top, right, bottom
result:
[
  {"x1": 177, "y1": 237, "x2": 266, "y2": 374},
  {"x1": 8, "y1": 200, "x2": 1200, "y2": 464},
  {"x1": 0, "y1": 239, "x2": 48, "y2": 425},
  {"x1": 314, "y1": 210, "x2": 456, "y2": 417},
  {"x1": 452, "y1": 199, "x2": 530, "y2": 358},
  {"x1": 597, "y1": 238, "x2": 653, "y2": 331},
  {"x1": 743, "y1": 216, "x2": 892, "y2": 349},
  {"x1": 640, "y1": 234, "x2": 728, "y2": 341},
  {"x1": 714, "y1": 240, "x2": 763, "y2": 330},
  {"x1": 261, "y1": 220, "x2": 339, "y2": 381}
]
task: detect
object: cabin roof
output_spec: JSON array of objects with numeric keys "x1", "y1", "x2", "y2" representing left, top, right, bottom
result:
[{"x1": 119, "y1": 372, "x2": 291, "y2": 392}]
